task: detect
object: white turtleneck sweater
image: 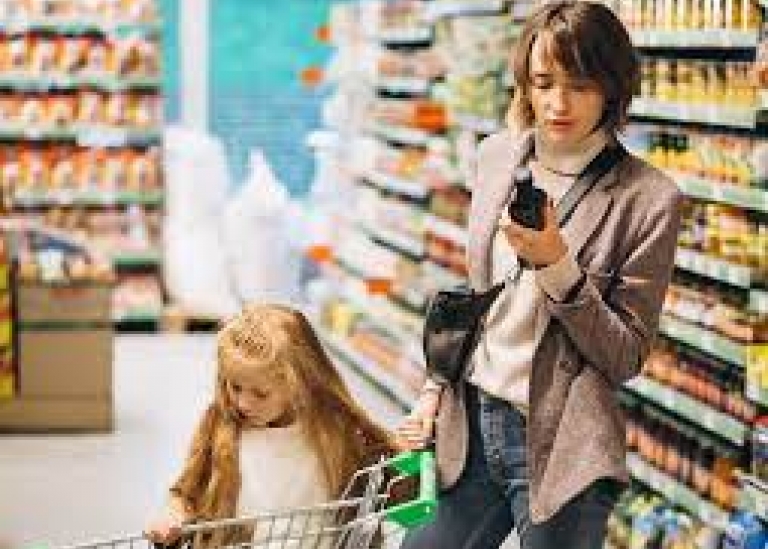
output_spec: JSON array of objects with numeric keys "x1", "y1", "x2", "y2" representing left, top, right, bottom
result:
[
  {"x1": 468, "y1": 129, "x2": 610, "y2": 412},
  {"x1": 238, "y1": 422, "x2": 332, "y2": 547}
]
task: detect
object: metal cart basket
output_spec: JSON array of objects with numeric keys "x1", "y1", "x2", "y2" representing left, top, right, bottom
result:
[{"x1": 48, "y1": 450, "x2": 436, "y2": 549}]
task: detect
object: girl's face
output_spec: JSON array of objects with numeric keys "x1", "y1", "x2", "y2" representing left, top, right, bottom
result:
[
  {"x1": 528, "y1": 34, "x2": 606, "y2": 150},
  {"x1": 226, "y1": 370, "x2": 293, "y2": 428}
]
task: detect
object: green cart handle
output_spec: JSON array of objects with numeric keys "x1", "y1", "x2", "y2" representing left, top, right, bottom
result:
[{"x1": 384, "y1": 449, "x2": 437, "y2": 528}]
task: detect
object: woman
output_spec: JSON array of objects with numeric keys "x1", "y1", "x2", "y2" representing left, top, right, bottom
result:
[{"x1": 397, "y1": 2, "x2": 682, "y2": 548}]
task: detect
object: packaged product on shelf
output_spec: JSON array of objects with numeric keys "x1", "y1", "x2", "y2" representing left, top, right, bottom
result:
[
  {"x1": 76, "y1": 90, "x2": 103, "y2": 125},
  {"x1": 48, "y1": 94, "x2": 76, "y2": 127},
  {"x1": 58, "y1": 37, "x2": 88, "y2": 75},
  {"x1": 371, "y1": 98, "x2": 447, "y2": 132},
  {"x1": 121, "y1": 0, "x2": 159, "y2": 22},
  {"x1": 428, "y1": 185, "x2": 469, "y2": 225},
  {"x1": 104, "y1": 92, "x2": 127, "y2": 126},
  {"x1": 19, "y1": 94, "x2": 46, "y2": 127},
  {"x1": 50, "y1": 147, "x2": 76, "y2": 192},
  {"x1": 21, "y1": 148, "x2": 48, "y2": 193},
  {"x1": 84, "y1": 38, "x2": 110, "y2": 75},
  {"x1": 435, "y1": 14, "x2": 514, "y2": 76},
  {"x1": 444, "y1": 71, "x2": 508, "y2": 124},
  {"x1": 131, "y1": 93, "x2": 159, "y2": 127},
  {"x1": 7, "y1": 36, "x2": 30, "y2": 74},
  {"x1": 30, "y1": 36, "x2": 57, "y2": 75},
  {"x1": 0, "y1": 94, "x2": 20, "y2": 126},
  {"x1": 75, "y1": 148, "x2": 100, "y2": 190},
  {"x1": 722, "y1": 510, "x2": 768, "y2": 548},
  {"x1": 376, "y1": 47, "x2": 445, "y2": 80},
  {"x1": 102, "y1": 152, "x2": 127, "y2": 191}
]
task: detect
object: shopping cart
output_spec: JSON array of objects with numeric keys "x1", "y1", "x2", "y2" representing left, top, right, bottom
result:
[{"x1": 48, "y1": 449, "x2": 436, "y2": 549}]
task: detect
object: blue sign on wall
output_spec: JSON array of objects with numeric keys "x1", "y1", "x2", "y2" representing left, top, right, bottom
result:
[{"x1": 209, "y1": 0, "x2": 333, "y2": 195}]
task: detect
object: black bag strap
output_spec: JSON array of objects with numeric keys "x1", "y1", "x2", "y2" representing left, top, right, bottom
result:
[
  {"x1": 555, "y1": 142, "x2": 627, "y2": 227},
  {"x1": 486, "y1": 142, "x2": 628, "y2": 295}
]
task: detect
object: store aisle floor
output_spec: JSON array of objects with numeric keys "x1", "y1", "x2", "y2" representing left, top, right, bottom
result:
[{"x1": 0, "y1": 335, "x2": 519, "y2": 549}]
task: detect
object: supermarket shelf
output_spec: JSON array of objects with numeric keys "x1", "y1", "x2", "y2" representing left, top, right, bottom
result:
[
  {"x1": 324, "y1": 271, "x2": 424, "y2": 362},
  {"x1": 319, "y1": 329, "x2": 416, "y2": 410},
  {"x1": 627, "y1": 452, "x2": 730, "y2": 529},
  {"x1": 424, "y1": 0, "x2": 506, "y2": 19},
  {"x1": 670, "y1": 171, "x2": 768, "y2": 213},
  {"x1": 624, "y1": 376, "x2": 747, "y2": 445},
  {"x1": 0, "y1": 126, "x2": 161, "y2": 147},
  {"x1": 674, "y1": 247, "x2": 753, "y2": 289},
  {"x1": 368, "y1": 122, "x2": 446, "y2": 148},
  {"x1": 738, "y1": 474, "x2": 768, "y2": 522},
  {"x1": 659, "y1": 314, "x2": 747, "y2": 368},
  {"x1": 111, "y1": 251, "x2": 161, "y2": 268},
  {"x1": 423, "y1": 214, "x2": 468, "y2": 248},
  {"x1": 363, "y1": 170, "x2": 430, "y2": 200},
  {"x1": 10, "y1": 190, "x2": 163, "y2": 208},
  {"x1": 422, "y1": 258, "x2": 466, "y2": 288},
  {"x1": 746, "y1": 382, "x2": 768, "y2": 408},
  {"x1": 359, "y1": 222, "x2": 426, "y2": 260},
  {"x1": 451, "y1": 113, "x2": 502, "y2": 134},
  {"x1": 0, "y1": 19, "x2": 161, "y2": 36},
  {"x1": 631, "y1": 29, "x2": 759, "y2": 49},
  {"x1": 375, "y1": 76, "x2": 431, "y2": 95},
  {"x1": 750, "y1": 290, "x2": 768, "y2": 315},
  {"x1": 630, "y1": 98, "x2": 757, "y2": 129},
  {"x1": 0, "y1": 75, "x2": 161, "y2": 92},
  {"x1": 372, "y1": 27, "x2": 433, "y2": 46}
]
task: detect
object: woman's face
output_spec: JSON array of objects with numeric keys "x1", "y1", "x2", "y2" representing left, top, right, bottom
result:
[
  {"x1": 226, "y1": 370, "x2": 293, "y2": 428},
  {"x1": 527, "y1": 34, "x2": 606, "y2": 149}
]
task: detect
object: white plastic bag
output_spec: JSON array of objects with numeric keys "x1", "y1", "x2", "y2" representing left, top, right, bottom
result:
[
  {"x1": 163, "y1": 126, "x2": 239, "y2": 317},
  {"x1": 222, "y1": 149, "x2": 302, "y2": 305}
]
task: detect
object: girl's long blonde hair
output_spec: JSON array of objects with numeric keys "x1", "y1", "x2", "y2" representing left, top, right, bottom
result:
[{"x1": 170, "y1": 303, "x2": 394, "y2": 545}]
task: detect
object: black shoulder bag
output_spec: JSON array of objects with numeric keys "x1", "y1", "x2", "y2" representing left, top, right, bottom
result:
[{"x1": 423, "y1": 144, "x2": 628, "y2": 385}]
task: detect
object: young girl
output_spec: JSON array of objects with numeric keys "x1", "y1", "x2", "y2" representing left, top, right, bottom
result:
[{"x1": 146, "y1": 303, "x2": 396, "y2": 548}]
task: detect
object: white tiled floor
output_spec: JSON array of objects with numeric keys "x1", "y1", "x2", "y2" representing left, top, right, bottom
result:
[{"x1": 0, "y1": 335, "x2": 519, "y2": 549}]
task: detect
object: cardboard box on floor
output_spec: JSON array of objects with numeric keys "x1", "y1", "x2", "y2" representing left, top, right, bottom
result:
[
  {"x1": 17, "y1": 283, "x2": 112, "y2": 325},
  {"x1": 0, "y1": 282, "x2": 114, "y2": 432},
  {"x1": 0, "y1": 328, "x2": 113, "y2": 431}
]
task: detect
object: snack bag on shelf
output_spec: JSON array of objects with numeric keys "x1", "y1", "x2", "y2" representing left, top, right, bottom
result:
[
  {"x1": 29, "y1": 36, "x2": 57, "y2": 75},
  {"x1": 103, "y1": 152, "x2": 127, "y2": 192},
  {"x1": 57, "y1": 37, "x2": 88, "y2": 75},
  {"x1": 49, "y1": 148, "x2": 76, "y2": 193},
  {"x1": 76, "y1": 90, "x2": 104, "y2": 125},
  {"x1": 7, "y1": 36, "x2": 30, "y2": 74},
  {"x1": 48, "y1": 94, "x2": 76, "y2": 127},
  {"x1": 84, "y1": 38, "x2": 109, "y2": 75}
]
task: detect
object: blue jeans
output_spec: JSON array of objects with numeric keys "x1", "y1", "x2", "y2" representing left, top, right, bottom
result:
[{"x1": 401, "y1": 385, "x2": 620, "y2": 549}]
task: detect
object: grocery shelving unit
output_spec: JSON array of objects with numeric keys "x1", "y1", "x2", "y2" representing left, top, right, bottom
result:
[{"x1": 0, "y1": 1, "x2": 165, "y2": 331}]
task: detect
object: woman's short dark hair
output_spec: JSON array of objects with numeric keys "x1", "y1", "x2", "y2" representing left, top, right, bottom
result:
[{"x1": 509, "y1": 1, "x2": 639, "y2": 133}]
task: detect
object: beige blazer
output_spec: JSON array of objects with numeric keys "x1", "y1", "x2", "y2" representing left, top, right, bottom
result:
[{"x1": 435, "y1": 129, "x2": 683, "y2": 523}]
